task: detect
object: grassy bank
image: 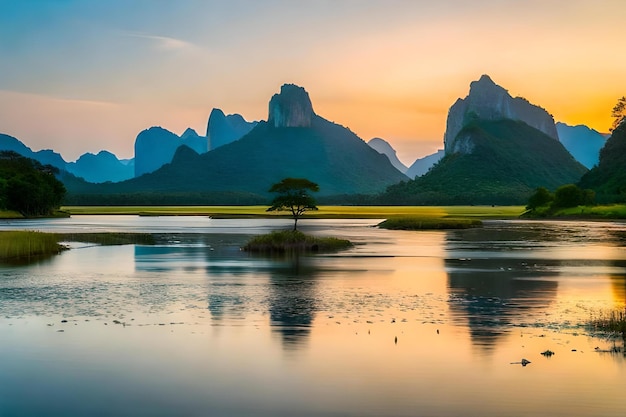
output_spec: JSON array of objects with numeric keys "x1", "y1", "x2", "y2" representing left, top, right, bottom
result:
[
  {"x1": 0, "y1": 231, "x2": 155, "y2": 261},
  {"x1": 243, "y1": 230, "x2": 352, "y2": 254},
  {"x1": 62, "y1": 205, "x2": 525, "y2": 219},
  {"x1": 378, "y1": 217, "x2": 483, "y2": 230}
]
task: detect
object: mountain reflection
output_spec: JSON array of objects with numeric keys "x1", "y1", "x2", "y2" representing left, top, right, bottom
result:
[{"x1": 445, "y1": 228, "x2": 558, "y2": 350}]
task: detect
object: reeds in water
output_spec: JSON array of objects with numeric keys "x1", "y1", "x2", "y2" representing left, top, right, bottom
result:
[
  {"x1": 591, "y1": 307, "x2": 626, "y2": 335},
  {"x1": 0, "y1": 231, "x2": 65, "y2": 260}
]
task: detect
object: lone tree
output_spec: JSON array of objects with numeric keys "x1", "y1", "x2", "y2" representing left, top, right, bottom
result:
[{"x1": 267, "y1": 178, "x2": 319, "y2": 231}]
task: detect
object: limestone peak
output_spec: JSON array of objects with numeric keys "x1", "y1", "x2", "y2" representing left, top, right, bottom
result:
[{"x1": 268, "y1": 84, "x2": 315, "y2": 128}]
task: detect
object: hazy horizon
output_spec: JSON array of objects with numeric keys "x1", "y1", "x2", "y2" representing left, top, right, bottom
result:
[{"x1": 1, "y1": 0, "x2": 625, "y2": 163}]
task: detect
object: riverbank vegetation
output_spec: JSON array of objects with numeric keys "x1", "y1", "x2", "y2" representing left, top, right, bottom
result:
[
  {"x1": 243, "y1": 230, "x2": 352, "y2": 254},
  {"x1": 524, "y1": 184, "x2": 626, "y2": 219}
]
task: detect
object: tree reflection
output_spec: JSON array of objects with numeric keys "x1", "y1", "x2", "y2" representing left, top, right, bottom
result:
[{"x1": 266, "y1": 254, "x2": 319, "y2": 351}]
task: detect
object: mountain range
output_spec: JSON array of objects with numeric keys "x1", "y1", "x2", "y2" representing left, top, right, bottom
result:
[
  {"x1": 63, "y1": 84, "x2": 408, "y2": 203},
  {"x1": 1, "y1": 76, "x2": 618, "y2": 205}
]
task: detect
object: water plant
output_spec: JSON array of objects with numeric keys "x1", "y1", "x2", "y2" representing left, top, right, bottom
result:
[{"x1": 590, "y1": 307, "x2": 626, "y2": 336}]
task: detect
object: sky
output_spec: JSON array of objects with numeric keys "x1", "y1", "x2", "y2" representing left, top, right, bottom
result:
[{"x1": 1, "y1": 0, "x2": 625, "y2": 164}]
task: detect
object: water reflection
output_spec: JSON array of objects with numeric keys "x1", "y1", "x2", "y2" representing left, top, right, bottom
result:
[
  {"x1": 3, "y1": 218, "x2": 626, "y2": 417},
  {"x1": 266, "y1": 255, "x2": 319, "y2": 350},
  {"x1": 446, "y1": 257, "x2": 558, "y2": 348},
  {"x1": 611, "y1": 274, "x2": 626, "y2": 305},
  {"x1": 444, "y1": 226, "x2": 561, "y2": 350}
]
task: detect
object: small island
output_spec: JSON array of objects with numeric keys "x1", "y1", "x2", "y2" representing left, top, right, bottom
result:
[
  {"x1": 243, "y1": 178, "x2": 352, "y2": 253},
  {"x1": 377, "y1": 216, "x2": 482, "y2": 230},
  {"x1": 243, "y1": 230, "x2": 352, "y2": 253}
]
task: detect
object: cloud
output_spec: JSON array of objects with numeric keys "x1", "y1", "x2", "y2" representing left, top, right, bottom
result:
[{"x1": 123, "y1": 32, "x2": 199, "y2": 52}]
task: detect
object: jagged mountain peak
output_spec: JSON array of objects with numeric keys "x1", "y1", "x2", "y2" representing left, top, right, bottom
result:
[
  {"x1": 444, "y1": 75, "x2": 558, "y2": 154},
  {"x1": 268, "y1": 84, "x2": 315, "y2": 128},
  {"x1": 181, "y1": 127, "x2": 199, "y2": 139}
]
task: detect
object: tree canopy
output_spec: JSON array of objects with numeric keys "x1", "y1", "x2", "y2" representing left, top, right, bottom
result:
[
  {"x1": 267, "y1": 178, "x2": 319, "y2": 230},
  {"x1": 0, "y1": 151, "x2": 66, "y2": 216},
  {"x1": 611, "y1": 96, "x2": 626, "y2": 132}
]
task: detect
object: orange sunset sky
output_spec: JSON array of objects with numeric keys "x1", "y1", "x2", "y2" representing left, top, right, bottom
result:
[{"x1": 1, "y1": 0, "x2": 625, "y2": 164}]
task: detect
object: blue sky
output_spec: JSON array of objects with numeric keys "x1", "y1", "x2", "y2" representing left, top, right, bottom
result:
[{"x1": 1, "y1": 0, "x2": 625, "y2": 163}]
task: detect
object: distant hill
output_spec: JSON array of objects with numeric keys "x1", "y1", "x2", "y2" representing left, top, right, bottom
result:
[
  {"x1": 0, "y1": 133, "x2": 67, "y2": 170},
  {"x1": 405, "y1": 149, "x2": 444, "y2": 179},
  {"x1": 1, "y1": 133, "x2": 135, "y2": 184},
  {"x1": 134, "y1": 126, "x2": 208, "y2": 177},
  {"x1": 66, "y1": 150, "x2": 134, "y2": 183},
  {"x1": 579, "y1": 121, "x2": 626, "y2": 202},
  {"x1": 65, "y1": 84, "x2": 408, "y2": 201},
  {"x1": 556, "y1": 122, "x2": 607, "y2": 169},
  {"x1": 206, "y1": 108, "x2": 257, "y2": 150},
  {"x1": 367, "y1": 138, "x2": 408, "y2": 173},
  {"x1": 378, "y1": 75, "x2": 587, "y2": 205}
]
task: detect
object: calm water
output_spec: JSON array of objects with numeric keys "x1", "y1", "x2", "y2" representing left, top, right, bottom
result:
[{"x1": 1, "y1": 216, "x2": 625, "y2": 417}]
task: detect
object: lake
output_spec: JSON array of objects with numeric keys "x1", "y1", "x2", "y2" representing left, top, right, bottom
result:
[{"x1": 1, "y1": 216, "x2": 625, "y2": 417}]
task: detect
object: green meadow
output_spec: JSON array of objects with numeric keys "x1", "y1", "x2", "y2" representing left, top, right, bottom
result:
[{"x1": 60, "y1": 205, "x2": 526, "y2": 219}]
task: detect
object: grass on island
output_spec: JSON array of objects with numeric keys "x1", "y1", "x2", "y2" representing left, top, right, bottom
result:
[
  {"x1": 61, "y1": 205, "x2": 525, "y2": 219},
  {"x1": 378, "y1": 216, "x2": 483, "y2": 230},
  {"x1": 0, "y1": 230, "x2": 155, "y2": 261},
  {"x1": 243, "y1": 230, "x2": 352, "y2": 254}
]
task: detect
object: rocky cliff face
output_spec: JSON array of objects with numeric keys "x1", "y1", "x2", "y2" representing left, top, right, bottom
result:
[
  {"x1": 444, "y1": 75, "x2": 558, "y2": 154},
  {"x1": 206, "y1": 108, "x2": 257, "y2": 150},
  {"x1": 268, "y1": 84, "x2": 314, "y2": 128}
]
